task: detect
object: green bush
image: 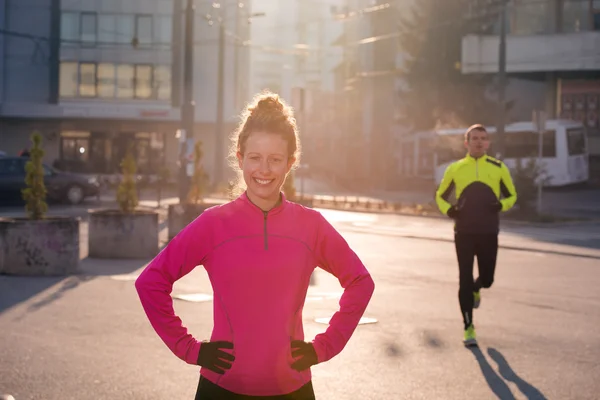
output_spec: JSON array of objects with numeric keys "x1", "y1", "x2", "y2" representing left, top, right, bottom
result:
[
  {"x1": 187, "y1": 141, "x2": 208, "y2": 204},
  {"x1": 116, "y1": 146, "x2": 139, "y2": 213},
  {"x1": 22, "y1": 132, "x2": 48, "y2": 220}
]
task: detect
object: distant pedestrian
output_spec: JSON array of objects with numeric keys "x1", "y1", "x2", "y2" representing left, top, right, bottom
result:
[
  {"x1": 435, "y1": 124, "x2": 517, "y2": 347},
  {"x1": 135, "y1": 91, "x2": 375, "y2": 399}
]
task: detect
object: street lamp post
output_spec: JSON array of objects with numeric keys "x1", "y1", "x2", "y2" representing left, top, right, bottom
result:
[{"x1": 178, "y1": 0, "x2": 196, "y2": 203}]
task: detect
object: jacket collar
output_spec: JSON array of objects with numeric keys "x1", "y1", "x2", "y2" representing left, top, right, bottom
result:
[
  {"x1": 238, "y1": 191, "x2": 288, "y2": 216},
  {"x1": 465, "y1": 153, "x2": 488, "y2": 162}
]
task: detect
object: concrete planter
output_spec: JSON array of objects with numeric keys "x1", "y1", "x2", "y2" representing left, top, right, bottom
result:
[
  {"x1": 0, "y1": 217, "x2": 80, "y2": 276},
  {"x1": 88, "y1": 209, "x2": 159, "y2": 259},
  {"x1": 168, "y1": 202, "x2": 219, "y2": 240}
]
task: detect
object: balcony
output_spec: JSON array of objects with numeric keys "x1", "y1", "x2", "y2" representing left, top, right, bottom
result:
[{"x1": 461, "y1": 30, "x2": 600, "y2": 74}]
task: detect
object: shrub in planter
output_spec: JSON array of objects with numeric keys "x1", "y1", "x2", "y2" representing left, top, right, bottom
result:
[
  {"x1": 89, "y1": 147, "x2": 159, "y2": 259},
  {"x1": 168, "y1": 141, "x2": 221, "y2": 240},
  {"x1": 0, "y1": 132, "x2": 80, "y2": 276},
  {"x1": 509, "y1": 157, "x2": 550, "y2": 219}
]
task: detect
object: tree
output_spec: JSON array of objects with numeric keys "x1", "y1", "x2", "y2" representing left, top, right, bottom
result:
[
  {"x1": 22, "y1": 132, "x2": 48, "y2": 220},
  {"x1": 283, "y1": 171, "x2": 296, "y2": 201},
  {"x1": 187, "y1": 141, "x2": 208, "y2": 204},
  {"x1": 397, "y1": 0, "x2": 508, "y2": 131},
  {"x1": 116, "y1": 146, "x2": 139, "y2": 213},
  {"x1": 511, "y1": 157, "x2": 550, "y2": 216}
]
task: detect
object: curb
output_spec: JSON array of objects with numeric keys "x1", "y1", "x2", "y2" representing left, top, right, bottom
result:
[
  {"x1": 309, "y1": 201, "x2": 599, "y2": 227},
  {"x1": 345, "y1": 227, "x2": 600, "y2": 260}
]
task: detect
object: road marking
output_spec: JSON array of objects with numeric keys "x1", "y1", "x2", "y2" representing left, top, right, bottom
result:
[
  {"x1": 315, "y1": 316, "x2": 378, "y2": 325},
  {"x1": 108, "y1": 274, "x2": 139, "y2": 281},
  {"x1": 172, "y1": 293, "x2": 213, "y2": 302}
]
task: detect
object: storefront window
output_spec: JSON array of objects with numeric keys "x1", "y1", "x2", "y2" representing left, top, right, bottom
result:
[
  {"x1": 153, "y1": 66, "x2": 172, "y2": 101},
  {"x1": 135, "y1": 65, "x2": 153, "y2": 99},
  {"x1": 79, "y1": 63, "x2": 97, "y2": 97},
  {"x1": 117, "y1": 64, "x2": 135, "y2": 99},
  {"x1": 98, "y1": 63, "x2": 116, "y2": 98},
  {"x1": 59, "y1": 62, "x2": 78, "y2": 97}
]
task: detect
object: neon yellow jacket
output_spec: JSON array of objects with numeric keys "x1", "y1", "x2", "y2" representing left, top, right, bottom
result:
[{"x1": 435, "y1": 154, "x2": 517, "y2": 234}]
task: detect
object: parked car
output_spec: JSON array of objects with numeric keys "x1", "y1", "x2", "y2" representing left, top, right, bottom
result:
[{"x1": 0, "y1": 156, "x2": 100, "y2": 205}]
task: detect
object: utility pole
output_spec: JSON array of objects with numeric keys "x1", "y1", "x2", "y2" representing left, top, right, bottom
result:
[
  {"x1": 496, "y1": 0, "x2": 508, "y2": 159},
  {"x1": 214, "y1": 22, "x2": 226, "y2": 187},
  {"x1": 179, "y1": 0, "x2": 195, "y2": 203}
]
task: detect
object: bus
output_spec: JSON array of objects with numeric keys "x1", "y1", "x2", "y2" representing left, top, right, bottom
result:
[{"x1": 433, "y1": 119, "x2": 589, "y2": 187}]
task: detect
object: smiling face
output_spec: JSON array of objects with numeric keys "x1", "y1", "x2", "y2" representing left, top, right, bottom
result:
[
  {"x1": 237, "y1": 131, "x2": 295, "y2": 211},
  {"x1": 465, "y1": 127, "x2": 490, "y2": 158}
]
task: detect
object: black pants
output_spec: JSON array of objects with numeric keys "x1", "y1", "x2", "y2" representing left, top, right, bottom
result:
[
  {"x1": 194, "y1": 375, "x2": 316, "y2": 400},
  {"x1": 454, "y1": 233, "x2": 498, "y2": 330}
]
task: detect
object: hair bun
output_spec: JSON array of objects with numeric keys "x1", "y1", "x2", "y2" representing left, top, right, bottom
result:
[{"x1": 253, "y1": 94, "x2": 285, "y2": 116}]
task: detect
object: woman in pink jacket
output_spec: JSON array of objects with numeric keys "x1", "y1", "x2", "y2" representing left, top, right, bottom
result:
[{"x1": 135, "y1": 92, "x2": 375, "y2": 399}]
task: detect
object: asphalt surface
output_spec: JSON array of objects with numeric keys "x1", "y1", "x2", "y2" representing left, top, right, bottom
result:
[{"x1": 1, "y1": 208, "x2": 599, "y2": 399}]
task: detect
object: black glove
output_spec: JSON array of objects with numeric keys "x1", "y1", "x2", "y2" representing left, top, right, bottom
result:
[
  {"x1": 290, "y1": 340, "x2": 318, "y2": 371},
  {"x1": 491, "y1": 201, "x2": 502, "y2": 213},
  {"x1": 447, "y1": 205, "x2": 460, "y2": 219},
  {"x1": 197, "y1": 341, "x2": 235, "y2": 374}
]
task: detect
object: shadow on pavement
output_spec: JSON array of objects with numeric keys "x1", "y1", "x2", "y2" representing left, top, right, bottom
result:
[
  {"x1": 470, "y1": 346, "x2": 548, "y2": 400},
  {"x1": 422, "y1": 330, "x2": 443, "y2": 348},
  {"x1": 78, "y1": 257, "x2": 150, "y2": 277},
  {"x1": 469, "y1": 346, "x2": 516, "y2": 400},
  {"x1": 0, "y1": 275, "x2": 64, "y2": 315},
  {"x1": 488, "y1": 348, "x2": 548, "y2": 400},
  {"x1": 0, "y1": 257, "x2": 152, "y2": 317}
]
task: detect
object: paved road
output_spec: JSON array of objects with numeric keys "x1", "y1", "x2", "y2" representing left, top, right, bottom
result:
[{"x1": 1, "y1": 209, "x2": 599, "y2": 399}]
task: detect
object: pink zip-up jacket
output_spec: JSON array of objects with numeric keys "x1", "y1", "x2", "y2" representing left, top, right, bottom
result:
[{"x1": 135, "y1": 192, "x2": 375, "y2": 396}]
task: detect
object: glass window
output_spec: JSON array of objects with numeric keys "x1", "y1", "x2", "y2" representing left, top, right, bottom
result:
[
  {"x1": 511, "y1": 0, "x2": 551, "y2": 35},
  {"x1": 136, "y1": 15, "x2": 153, "y2": 46},
  {"x1": 79, "y1": 63, "x2": 97, "y2": 97},
  {"x1": 98, "y1": 14, "x2": 117, "y2": 44},
  {"x1": 153, "y1": 65, "x2": 171, "y2": 100},
  {"x1": 567, "y1": 128, "x2": 586, "y2": 155},
  {"x1": 80, "y1": 12, "x2": 97, "y2": 45},
  {"x1": 116, "y1": 15, "x2": 135, "y2": 44},
  {"x1": 135, "y1": 65, "x2": 153, "y2": 99},
  {"x1": 594, "y1": 12, "x2": 600, "y2": 31},
  {"x1": 154, "y1": 15, "x2": 172, "y2": 47},
  {"x1": 61, "y1": 12, "x2": 79, "y2": 45},
  {"x1": 61, "y1": 137, "x2": 90, "y2": 162},
  {"x1": 504, "y1": 130, "x2": 556, "y2": 158},
  {"x1": 97, "y1": 63, "x2": 116, "y2": 98},
  {"x1": 0, "y1": 159, "x2": 26, "y2": 175},
  {"x1": 116, "y1": 64, "x2": 134, "y2": 99},
  {"x1": 562, "y1": 0, "x2": 591, "y2": 32},
  {"x1": 59, "y1": 62, "x2": 78, "y2": 97}
]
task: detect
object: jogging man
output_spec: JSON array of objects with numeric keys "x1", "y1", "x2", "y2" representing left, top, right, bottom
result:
[{"x1": 435, "y1": 124, "x2": 517, "y2": 346}]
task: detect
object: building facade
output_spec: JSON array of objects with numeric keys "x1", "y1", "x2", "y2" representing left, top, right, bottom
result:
[
  {"x1": 0, "y1": 0, "x2": 252, "y2": 185},
  {"x1": 461, "y1": 0, "x2": 600, "y2": 178}
]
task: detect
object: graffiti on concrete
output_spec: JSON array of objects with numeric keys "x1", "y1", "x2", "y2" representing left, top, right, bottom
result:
[{"x1": 15, "y1": 236, "x2": 49, "y2": 268}]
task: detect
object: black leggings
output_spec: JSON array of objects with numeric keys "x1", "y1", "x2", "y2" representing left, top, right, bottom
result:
[
  {"x1": 454, "y1": 233, "x2": 498, "y2": 329},
  {"x1": 194, "y1": 375, "x2": 316, "y2": 400}
]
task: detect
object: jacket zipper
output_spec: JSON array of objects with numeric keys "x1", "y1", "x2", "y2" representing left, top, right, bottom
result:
[
  {"x1": 475, "y1": 158, "x2": 479, "y2": 180},
  {"x1": 263, "y1": 210, "x2": 268, "y2": 250}
]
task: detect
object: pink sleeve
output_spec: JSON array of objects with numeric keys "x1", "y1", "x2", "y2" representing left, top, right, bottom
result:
[
  {"x1": 311, "y1": 213, "x2": 375, "y2": 363},
  {"x1": 134, "y1": 211, "x2": 213, "y2": 365}
]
